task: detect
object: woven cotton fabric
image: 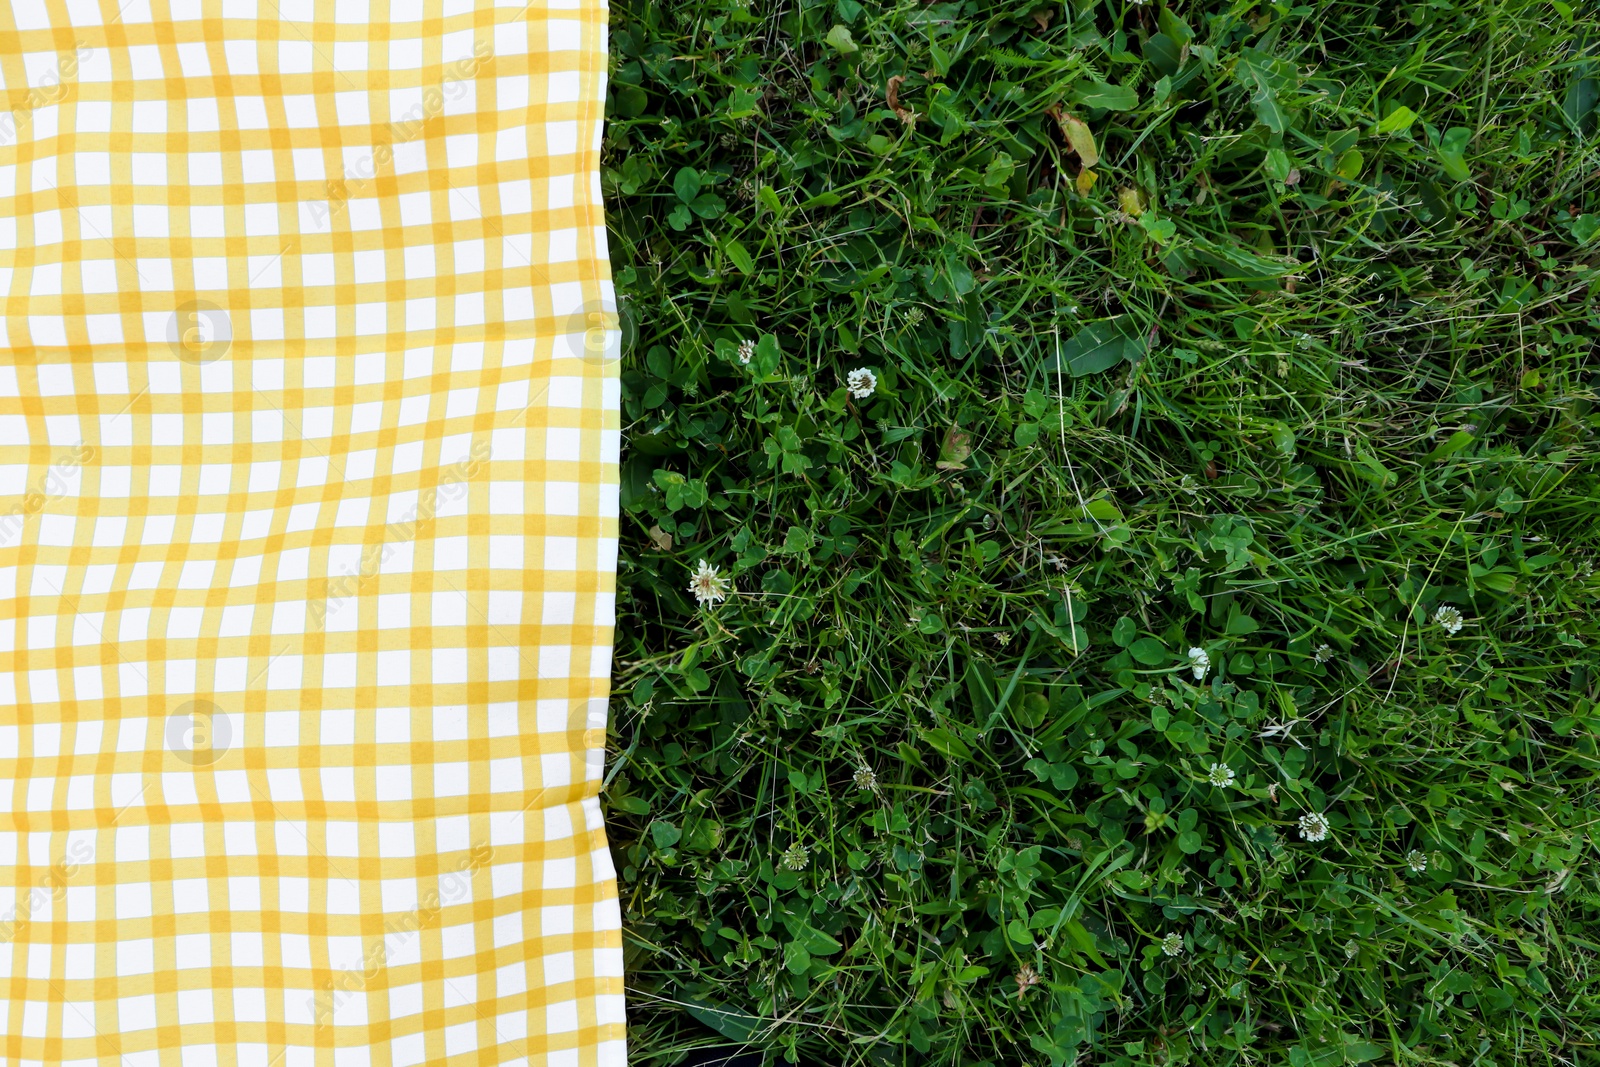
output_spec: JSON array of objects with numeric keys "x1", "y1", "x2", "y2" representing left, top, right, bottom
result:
[{"x1": 0, "y1": 2, "x2": 624, "y2": 1064}]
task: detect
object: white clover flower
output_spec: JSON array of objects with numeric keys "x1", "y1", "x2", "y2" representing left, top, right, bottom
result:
[
  {"x1": 1207, "y1": 762, "x2": 1236, "y2": 788},
  {"x1": 1313, "y1": 643, "x2": 1333, "y2": 664},
  {"x1": 688, "y1": 560, "x2": 731, "y2": 606},
  {"x1": 853, "y1": 765, "x2": 878, "y2": 791},
  {"x1": 1187, "y1": 646, "x2": 1210, "y2": 682},
  {"x1": 781, "y1": 842, "x2": 809, "y2": 871},
  {"x1": 736, "y1": 339, "x2": 755, "y2": 365},
  {"x1": 1433, "y1": 605, "x2": 1464, "y2": 634},
  {"x1": 1160, "y1": 933, "x2": 1184, "y2": 957},
  {"x1": 846, "y1": 367, "x2": 877, "y2": 399},
  {"x1": 1298, "y1": 812, "x2": 1331, "y2": 842},
  {"x1": 1406, "y1": 849, "x2": 1428, "y2": 873}
]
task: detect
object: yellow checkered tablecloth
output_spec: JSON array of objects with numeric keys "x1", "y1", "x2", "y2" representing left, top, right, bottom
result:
[{"x1": 0, "y1": 1, "x2": 625, "y2": 1063}]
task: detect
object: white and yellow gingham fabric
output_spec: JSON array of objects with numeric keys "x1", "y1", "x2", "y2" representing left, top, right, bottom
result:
[{"x1": 0, "y1": 1, "x2": 625, "y2": 1063}]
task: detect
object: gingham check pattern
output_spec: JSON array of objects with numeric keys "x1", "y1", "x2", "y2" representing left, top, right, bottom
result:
[{"x1": 0, "y1": 1, "x2": 625, "y2": 1063}]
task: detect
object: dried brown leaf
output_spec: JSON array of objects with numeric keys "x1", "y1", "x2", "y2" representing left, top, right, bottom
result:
[{"x1": 886, "y1": 75, "x2": 917, "y2": 126}]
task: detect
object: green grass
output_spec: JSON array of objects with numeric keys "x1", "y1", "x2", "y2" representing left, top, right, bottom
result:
[{"x1": 597, "y1": 0, "x2": 1600, "y2": 1063}]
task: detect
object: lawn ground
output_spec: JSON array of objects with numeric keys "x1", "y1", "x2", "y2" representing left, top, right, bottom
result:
[{"x1": 598, "y1": 1, "x2": 1600, "y2": 1063}]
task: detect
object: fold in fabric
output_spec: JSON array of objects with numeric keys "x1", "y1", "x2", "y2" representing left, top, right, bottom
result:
[{"x1": 0, "y1": 2, "x2": 625, "y2": 1063}]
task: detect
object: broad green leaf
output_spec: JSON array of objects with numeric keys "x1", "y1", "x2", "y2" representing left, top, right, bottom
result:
[
  {"x1": 609, "y1": 794, "x2": 650, "y2": 815},
  {"x1": 1263, "y1": 147, "x2": 1292, "y2": 183},
  {"x1": 1129, "y1": 637, "x2": 1167, "y2": 666},
  {"x1": 672, "y1": 166, "x2": 701, "y2": 203},
  {"x1": 1336, "y1": 148, "x2": 1363, "y2": 180},
  {"x1": 1343, "y1": 1040, "x2": 1386, "y2": 1063},
  {"x1": 689, "y1": 192, "x2": 726, "y2": 219},
  {"x1": 1424, "y1": 430, "x2": 1474, "y2": 462},
  {"x1": 1158, "y1": 6, "x2": 1194, "y2": 45},
  {"x1": 723, "y1": 238, "x2": 755, "y2": 275},
  {"x1": 1563, "y1": 75, "x2": 1598, "y2": 128},
  {"x1": 1354, "y1": 449, "x2": 1397, "y2": 487},
  {"x1": 824, "y1": 24, "x2": 858, "y2": 53},
  {"x1": 685, "y1": 1001, "x2": 760, "y2": 1042},
  {"x1": 753, "y1": 333, "x2": 781, "y2": 375},
  {"x1": 799, "y1": 190, "x2": 842, "y2": 209},
  {"x1": 784, "y1": 940, "x2": 811, "y2": 974},
  {"x1": 1143, "y1": 33, "x2": 1181, "y2": 77},
  {"x1": 1049, "y1": 762, "x2": 1078, "y2": 790},
  {"x1": 919, "y1": 726, "x2": 972, "y2": 760},
  {"x1": 1164, "y1": 721, "x2": 1196, "y2": 744},
  {"x1": 1188, "y1": 235, "x2": 1297, "y2": 278},
  {"x1": 614, "y1": 85, "x2": 648, "y2": 117},
  {"x1": 684, "y1": 816, "x2": 723, "y2": 852},
  {"x1": 1074, "y1": 80, "x2": 1138, "y2": 111},
  {"x1": 1064, "y1": 918, "x2": 1109, "y2": 967},
  {"x1": 1374, "y1": 105, "x2": 1418, "y2": 134},
  {"x1": 1437, "y1": 126, "x2": 1472, "y2": 182},
  {"x1": 1251, "y1": 86, "x2": 1287, "y2": 132},
  {"x1": 725, "y1": 86, "x2": 760, "y2": 119},
  {"x1": 1237, "y1": 50, "x2": 1292, "y2": 133},
  {"x1": 1052, "y1": 317, "x2": 1146, "y2": 377},
  {"x1": 799, "y1": 925, "x2": 842, "y2": 955},
  {"x1": 1139, "y1": 215, "x2": 1176, "y2": 244},
  {"x1": 1084, "y1": 496, "x2": 1124, "y2": 522}
]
